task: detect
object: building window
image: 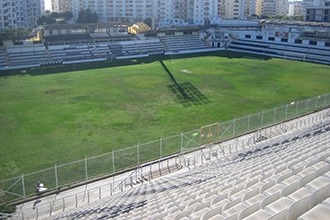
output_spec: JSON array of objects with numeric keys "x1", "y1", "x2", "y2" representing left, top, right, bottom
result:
[
  {"x1": 268, "y1": 37, "x2": 275, "y2": 41},
  {"x1": 245, "y1": 34, "x2": 251, "y2": 38},
  {"x1": 295, "y1": 39, "x2": 302, "y2": 44},
  {"x1": 256, "y1": 36, "x2": 263, "y2": 40}
]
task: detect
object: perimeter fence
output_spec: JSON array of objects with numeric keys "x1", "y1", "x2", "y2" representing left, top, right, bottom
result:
[{"x1": 1, "y1": 93, "x2": 330, "y2": 204}]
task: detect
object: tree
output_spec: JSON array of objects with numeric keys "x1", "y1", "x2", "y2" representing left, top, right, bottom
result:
[
  {"x1": 37, "y1": 13, "x2": 56, "y2": 25},
  {"x1": 37, "y1": 11, "x2": 73, "y2": 25},
  {"x1": 62, "y1": 11, "x2": 73, "y2": 21},
  {"x1": 259, "y1": 14, "x2": 270, "y2": 19},
  {"x1": 0, "y1": 28, "x2": 30, "y2": 42},
  {"x1": 77, "y1": 8, "x2": 98, "y2": 23}
]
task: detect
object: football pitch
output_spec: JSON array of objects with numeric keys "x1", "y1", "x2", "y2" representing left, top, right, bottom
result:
[{"x1": 1, "y1": 51, "x2": 330, "y2": 179}]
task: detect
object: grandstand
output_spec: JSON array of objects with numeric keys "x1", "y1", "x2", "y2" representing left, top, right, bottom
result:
[
  {"x1": 10, "y1": 108, "x2": 330, "y2": 219},
  {"x1": 4, "y1": 46, "x2": 49, "y2": 67},
  {"x1": 0, "y1": 49, "x2": 7, "y2": 68},
  {"x1": 227, "y1": 36, "x2": 330, "y2": 64},
  {"x1": 159, "y1": 34, "x2": 208, "y2": 52},
  {"x1": 0, "y1": 20, "x2": 330, "y2": 70},
  {"x1": 1, "y1": 19, "x2": 330, "y2": 219}
]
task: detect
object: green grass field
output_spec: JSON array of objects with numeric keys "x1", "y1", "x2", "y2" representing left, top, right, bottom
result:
[{"x1": 1, "y1": 51, "x2": 330, "y2": 179}]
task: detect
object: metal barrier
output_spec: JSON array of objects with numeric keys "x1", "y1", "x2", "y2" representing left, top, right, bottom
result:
[{"x1": 1, "y1": 93, "x2": 330, "y2": 204}]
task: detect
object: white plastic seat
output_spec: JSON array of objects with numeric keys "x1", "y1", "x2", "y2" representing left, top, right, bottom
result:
[
  {"x1": 297, "y1": 204, "x2": 330, "y2": 220},
  {"x1": 244, "y1": 178, "x2": 259, "y2": 189},
  {"x1": 243, "y1": 209, "x2": 272, "y2": 220},
  {"x1": 242, "y1": 188, "x2": 260, "y2": 201},
  {"x1": 230, "y1": 189, "x2": 250, "y2": 201},
  {"x1": 189, "y1": 201, "x2": 212, "y2": 219},
  {"x1": 166, "y1": 205, "x2": 185, "y2": 214},
  {"x1": 260, "y1": 171, "x2": 274, "y2": 181},
  {"x1": 265, "y1": 197, "x2": 294, "y2": 219},
  {"x1": 313, "y1": 161, "x2": 330, "y2": 177},
  {"x1": 281, "y1": 183, "x2": 299, "y2": 197},
  {"x1": 261, "y1": 192, "x2": 280, "y2": 208},
  {"x1": 229, "y1": 185, "x2": 245, "y2": 198},
  {"x1": 298, "y1": 173, "x2": 315, "y2": 188},
  {"x1": 305, "y1": 176, "x2": 330, "y2": 206},
  {"x1": 222, "y1": 197, "x2": 241, "y2": 212},
  {"x1": 173, "y1": 210, "x2": 192, "y2": 220},
  {"x1": 203, "y1": 191, "x2": 218, "y2": 202},
  {"x1": 151, "y1": 212, "x2": 167, "y2": 219},
  {"x1": 322, "y1": 197, "x2": 330, "y2": 207},
  {"x1": 288, "y1": 187, "x2": 312, "y2": 201},
  {"x1": 237, "y1": 203, "x2": 260, "y2": 220},
  {"x1": 306, "y1": 176, "x2": 329, "y2": 190},
  {"x1": 288, "y1": 158, "x2": 301, "y2": 169},
  {"x1": 264, "y1": 183, "x2": 286, "y2": 196},
  {"x1": 297, "y1": 167, "x2": 317, "y2": 178},
  {"x1": 260, "y1": 179, "x2": 276, "y2": 193},
  {"x1": 276, "y1": 170, "x2": 293, "y2": 183},
  {"x1": 304, "y1": 155, "x2": 321, "y2": 168},
  {"x1": 211, "y1": 193, "x2": 228, "y2": 206},
  {"x1": 222, "y1": 202, "x2": 248, "y2": 219},
  {"x1": 323, "y1": 171, "x2": 330, "y2": 179},
  {"x1": 244, "y1": 193, "x2": 266, "y2": 206},
  {"x1": 287, "y1": 191, "x2": 312, "y2": 220},
  {"x1": 310, "y1": 185, "x2": 330, "y2": 208},
  {"x1": 201, "y1": 207, "x2": 224, "y2": 220}
]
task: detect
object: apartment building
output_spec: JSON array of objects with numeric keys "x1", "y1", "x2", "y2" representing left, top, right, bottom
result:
[
  {"x1": 55, "y1": 0, "x2": 217, "y2": 27},
  {"x1": 52, "y1": 0, "x2": 71, "y2": 13},
  {"x1": 0, "y1": 0, "x2": 41, "y2": 32},
  {"x1": 261, "y1": 0, "x2": 289, "y2": 16},
  {"x1": 288, "y1": 1, "x2": 304, "y2": 16},
  {"x1": 218, "y1": 0, "x2": 245, "y2": 19},
  {"x1": 305, "y1": 1, "x2": 330, "y2": 21}
]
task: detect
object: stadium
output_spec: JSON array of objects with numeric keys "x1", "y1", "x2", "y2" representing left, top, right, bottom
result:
[{"x1": 0, "y1": 19, "x2": 330, "y2": 219}]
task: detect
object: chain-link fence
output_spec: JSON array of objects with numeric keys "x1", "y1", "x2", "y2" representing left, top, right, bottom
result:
[{"x1": 1, "y1": 93, "x2": 330, "y2": 204}]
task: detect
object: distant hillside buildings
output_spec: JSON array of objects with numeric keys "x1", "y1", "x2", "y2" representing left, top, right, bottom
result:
[
  {"x1": 0, "y1": 0, "x2": 329, "y2": 33},
  {"x1": 49, "y1": 0, "x2": 330, "y2": 24}
]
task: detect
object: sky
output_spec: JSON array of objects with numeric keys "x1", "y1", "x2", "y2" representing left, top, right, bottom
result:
[{"x1": 45, "y1": 0, "x2": 52, "y2": 11}]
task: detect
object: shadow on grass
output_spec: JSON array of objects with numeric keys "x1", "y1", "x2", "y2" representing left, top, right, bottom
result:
[
  {"x1": 168, "y1": 82, "x2": 211, "y2": 107},
  {"x1": 0, "y1": 51, "x2": 271, "y2": 77},
  {"x1": 159, "y1": 59, "x2": 211, "y2": 107}
]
